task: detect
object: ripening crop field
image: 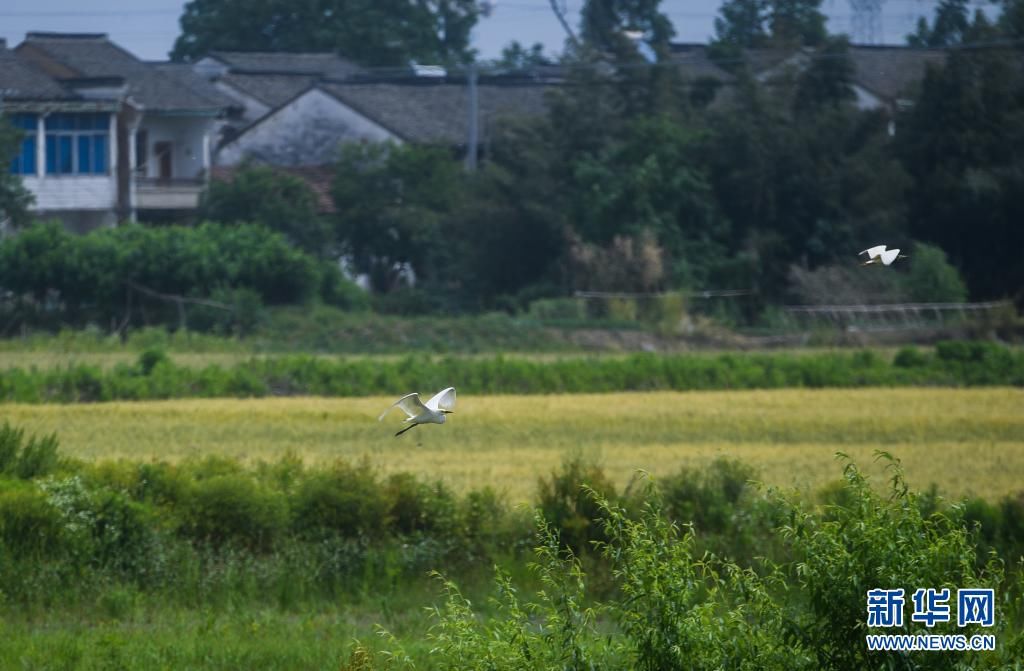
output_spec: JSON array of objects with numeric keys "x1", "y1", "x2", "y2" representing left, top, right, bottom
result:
[{"x1": 5, "y1": 387, "x2": 1022, "y2": 500}]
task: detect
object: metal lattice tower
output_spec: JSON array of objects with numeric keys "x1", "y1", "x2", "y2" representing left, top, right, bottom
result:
[{"x1": 849, "y1": 0, "x2": 885, "y2": 43}]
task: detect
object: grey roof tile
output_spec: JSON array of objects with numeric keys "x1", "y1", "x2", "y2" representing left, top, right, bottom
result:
[
  {"x1": 0, "y1": 43, "x2": 73, "y2": 100},
  {"x1": 210, "y1": 51, "x2": 363, "y2": 79},
  {"x1": 848, "y1": 45, "x2": 946, "y2": 101},
  {"x1": 18, "y1": 33, "x2": 230, "y2": 114},
  {"x1": 221, "y1": 72, "x2": 318, "y2": 107},
  {"x1": 319, "y1": 80, "x2": 552, "y2": 144}
]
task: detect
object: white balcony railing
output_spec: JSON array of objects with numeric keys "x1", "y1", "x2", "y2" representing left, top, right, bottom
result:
[{"x1": 135, "y1": 177, "x2": 204, "y2": 210}]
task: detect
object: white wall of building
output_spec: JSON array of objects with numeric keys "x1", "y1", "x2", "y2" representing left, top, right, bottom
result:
[
  {"x1": 23, "y1": 176, "x2": 118, "y2": 211},
  {"x1": 216, "y1": 88, "x2": 398, "y2": 167},
  {"x1": 137, "y1": 116, "x2": 216, "y2": 180}
]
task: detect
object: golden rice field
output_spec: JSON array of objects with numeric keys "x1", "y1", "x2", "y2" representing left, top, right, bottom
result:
[{"x1": 3, "y1": 388, "x2": 1022, "y2": 501}]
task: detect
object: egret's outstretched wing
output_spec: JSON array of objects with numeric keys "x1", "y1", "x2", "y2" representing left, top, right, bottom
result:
[
  {"x1": 378, "y1": 392, "x2": 428, "y2": 421},
  {"x1": 880, "y1": 248, "x2": 900, "y2": 266},
  {"x1": 425, "y1": 386, "x2": 456, "y2": 412},
  {"x1": 859, "y1": 245, "x2": 886, "y2": 258}
]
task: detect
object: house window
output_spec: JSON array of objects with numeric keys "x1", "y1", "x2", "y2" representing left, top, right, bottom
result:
[
  {"x1": 44, "y1": 113, "x2": 109, "y2": 175},
  {"x1": 7, "y1": 114, "x2": 37, "y2": 175}
]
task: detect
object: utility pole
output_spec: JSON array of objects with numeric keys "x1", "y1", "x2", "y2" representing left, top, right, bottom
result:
[{"x1": 465, "y1": 64, "x2": 479, "y2": 172}]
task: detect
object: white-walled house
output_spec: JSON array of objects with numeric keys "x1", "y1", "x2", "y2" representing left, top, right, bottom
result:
[{"x1": 2, "y1": 33, "x2": 234, "y2": 229}]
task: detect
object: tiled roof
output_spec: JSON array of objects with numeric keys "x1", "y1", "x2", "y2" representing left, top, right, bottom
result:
[
  {"x1": 220, "y1": 72, "x2": 318, "y2": 107},
  {"x1": 0, "y1": 42, "x2": 74, "y2": 100},
  {"x1": 847, "y1": 46, "x2": 946, "y2": 101},
  {"x1": 668, "y1": 44, "x2": 735, "y2": 82},
  {"x1": 319, "y1": 80, "x2": 553, "y2": 144},
  {"x1": 210, "y1": 51, "x2": 363, "y2": 79},
  {"x1": 17, "y1": 33, "x2": 230, "y2": 114}
]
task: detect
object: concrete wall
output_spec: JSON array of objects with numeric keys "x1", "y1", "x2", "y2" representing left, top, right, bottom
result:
[
  {"x1": 216, "y1": 88, "x2": 398, "y2": 167},
  {"x1": 23, "y1": 175, "x2": 118, "y2": 211}
]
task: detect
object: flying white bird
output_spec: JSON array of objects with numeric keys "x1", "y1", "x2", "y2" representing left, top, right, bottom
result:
[
  {"x1": 859, "y1": 245, "x2": 907, "y2": 266},
  {"x1": 378, "y1": 386, "x2": 456, "y2": 437}
]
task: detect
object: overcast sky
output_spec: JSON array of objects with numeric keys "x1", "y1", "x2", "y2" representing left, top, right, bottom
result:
[{"x1": 0, "y1": 1, "x2": 960, "y2": 62}]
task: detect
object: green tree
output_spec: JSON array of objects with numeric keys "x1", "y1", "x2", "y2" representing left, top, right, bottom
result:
[
  {"x1": 711, "y1": 0, "x2": 826, "y2": 50},
  {"x1": 198, "y1": 164, "x2": 332, "y2": 257},
  {"x1": 705, "y1": 81, "x2": 909, "y2": 299},
  {"x1": 332, "y1": 142, "x2": 463, "y2": 292},
  {"x1": 0, "y1": 117, "x2": 34, "y2": 228},
  {"x1": 793, "y1": 35, "x2": 855, "y2": 114},
  {"x1": 896, "y1": 19, "x2": 1024, "y2": 299},
  {"x1": 902, "y1": 242, "x2": 968, "y2": 303},
  {"x1": 491, "y1": 41, "x2": 551, "y2": 69},
  {"x1": 171, "y1": 0, "x2": 480, "y2": 66},
  {"x1": 907, "y1": 0, "x2": 970, "y2": 46},
  {"x1": 568, "y1": 116, "x2": 729, "y2": 288}
]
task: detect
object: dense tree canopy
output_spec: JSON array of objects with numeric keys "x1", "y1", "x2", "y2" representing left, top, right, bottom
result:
[
  {"x1": 198, "y1": 164, "x2": 332, "y2": 258},
  {"x1": 170, "y1": 0, "x2": 480, "y2": 65},
  {"x1": 712, "y1": 0, "x2": 827, "y2": 50}
]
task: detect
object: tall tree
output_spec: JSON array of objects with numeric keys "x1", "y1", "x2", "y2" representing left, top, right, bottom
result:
[
  {"x1": 711, "y1": 0, "x2": 826, "y2": 53},
  {"x1": 0, "y1": 118, "x2": 34, "y2": 228},
  {"x1": 907, "y1": 0, "x2": 971, "y2": 46},
  {"x1": 198, "y1": 164, "x2": 332, "y2": 257},
  {"x1": 896, "y1": 17, "x2": 1024, "y2": 299},
  {"x1": 332, "y1": 142, "x2": 463, "y2": 292},
  {"x1": 171, "y1": 0, "x2": 480, "y2": 66}
]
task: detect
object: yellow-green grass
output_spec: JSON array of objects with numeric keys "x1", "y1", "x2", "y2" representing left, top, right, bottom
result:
[{"x1": 3, "y1": 388, "x2": 1022, "y2": 501}]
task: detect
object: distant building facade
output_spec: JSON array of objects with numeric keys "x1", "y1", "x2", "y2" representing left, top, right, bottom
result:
[{"x1": 1, "y1": 33, "x2": 234, "y2": 230}]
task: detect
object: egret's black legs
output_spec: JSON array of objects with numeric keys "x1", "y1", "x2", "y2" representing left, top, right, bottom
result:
[{"x1": 395, "y1": 423, "x2": 419, "y2": 437}]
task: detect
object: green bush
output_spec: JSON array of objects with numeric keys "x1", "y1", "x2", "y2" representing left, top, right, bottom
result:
[
  {"x1": 660, "y1": 458, "x2": 757, "y2": 533},
  {"x1": 179, "y1": 474, "x2": 288, "y2": 550},
  {"x1": 385, "y1": 474, "x2": 458, "y2": 536},
  {"x1": 893, "y1": 345, "x2": 928, "y2": 368},
  {"x1": 0, "y1": 482, "x2": 64, "y2": 556},
  {"x1": 527, "y1": 297, "x2": 587, "y2": 321},
  {"x1": 537, "y1": 455, "x2": 619, "y2": 554},
  {"x1": 778, "y1": 455, "x2": 1007, "y2": 670},
  {"x1": 0, "y1": 222, "x2": 325, "y2": 332},
  {"x1": 0, "y1": 421, "x2": 61, "y2": 479},
  {"x1": 903, "y1": 242, "x2": 969, "y2": 303},
  {"x1": 291, "y1": 461, "x2": 388, "y2": 539},
  {"x1": 319, "y1": 262, "x2": 369, "y2": 312}
]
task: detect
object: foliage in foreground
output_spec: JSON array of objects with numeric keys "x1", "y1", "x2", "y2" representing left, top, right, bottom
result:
[
  {"x1": 2, "y1": 420, "x2": 1024, "y2": 668},
  {"x1": 0, "y1": 341, "x2": 1020, "y2": 403},
  {"x1": 378, "y1": 457, "x2": 1023, "y2": 670}
]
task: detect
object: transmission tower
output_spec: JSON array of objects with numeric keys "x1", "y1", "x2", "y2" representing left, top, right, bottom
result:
[{"x1": 849, "y1": 0, "x2": 885, "y2": 43}]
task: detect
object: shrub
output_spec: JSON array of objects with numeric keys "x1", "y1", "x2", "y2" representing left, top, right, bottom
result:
[
  {"x1": 0, "y1": 482, "x2": 64, "y2": 556},
  {"x1": 179, "y1": 474, "x2": 288, "y2": 550},
  {"x1": 527, "y1": 297, "x2": 586, "y2": 321},
  {"x1": 902, "y1": 242, "x2": 968, "y2": 303},
  {"x1": 537, "y1": 455, "x2": 619, "y2": 554},
  {"x1": 0, "y1": 421, "x2": 62, "y2": 479},
  {"x1": 777, "y1": 454, "x2": 1006, "y2": 670},
  {"x1": 385, "y1": 473, "x2": 458, "y2": 536},
  {"x1": 893, "y1": 345, "x2": 928, "y2": 368},
  {"x1": 291, "y1": 461, "x2": 388, "y2": 539},
  {"x1": 659, "y1": 458, "x2": 757, "y2": 534}
]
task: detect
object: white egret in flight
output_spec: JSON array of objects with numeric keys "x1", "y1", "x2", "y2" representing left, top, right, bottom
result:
[
  {"x1": 378, "y1": 387, "x2": 456, "y2": 437},
  {"x1": 859, "y1": 245, "x2": 907, "y2": 266}
]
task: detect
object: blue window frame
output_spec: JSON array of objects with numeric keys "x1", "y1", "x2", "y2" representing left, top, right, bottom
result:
[
  {"x1": 44, "y1": 113, "x2": 109, "y2": 175},
  {"x1": 7, "y1": 113, "x2": 37, "y2": 175}
]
